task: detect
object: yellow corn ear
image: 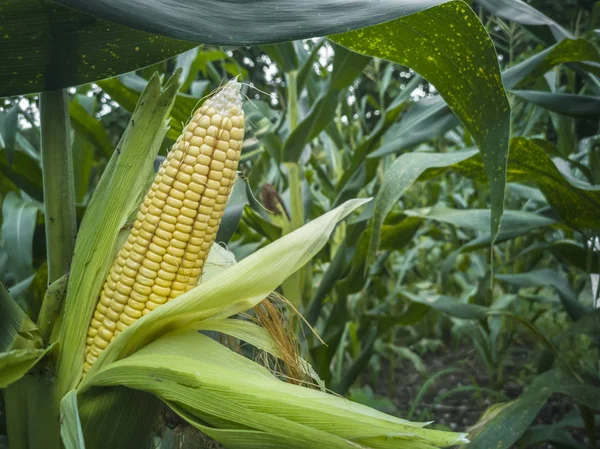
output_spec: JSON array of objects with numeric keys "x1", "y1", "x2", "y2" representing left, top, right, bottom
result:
[{"x1": 84, "y1": 80, "x2": 245, "y2": 373}]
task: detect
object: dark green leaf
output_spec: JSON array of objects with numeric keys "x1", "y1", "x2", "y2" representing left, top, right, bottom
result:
[
  {"x1": 332, "y1": 1, "x2": 510, "y2": 243},
  {"x1": 503, "y1": 39, "x2": 600, "y2": 89},
  {"x1": 55, "y1": 0, "x2": 455, "y2": 45},
  {"x1": 0, "y1": 105, "x2": 19, "y2": 165},
  {"x1": 0, "y1": 346, "x2": 52, "y2": 388},
  {"x1": 0, "y1": 0, "x2": 195, "y2": 96},
  {"x1": 215, "y1": 181, "x2": 247, "y2": 245},
  {"x1": 367, "y1": 149, "x2": 478, "y2": 265},
  {"x1": 98, "y1": 75, "x2": 200, "y2": 141},
  {"x1": 399, "y1": 289, "x2": 489, "y2": 320},
  {"x1": 1, "y1": 192, "x2": 39, "y2": 281},
  {"x1": 475, "y1": 0, "x2": 573, "y2": 43},
  {"x1": 511, "y1": 90, "x2": 600, "y2": 119},
  {"x1": 282, "y1": 43, "x2": 370, "y2": 162},
  {"x1": 69, "y1": 101, "x2": 114, "y2": 158},
  {"x1": 496, "y1": 269, "x2": 587, "y2": 320},
  {"x1": 369, "y1": 97, "x2": 459, "y2": 158},
  {"x1": 0, "y1": 150, "x2": 43, "y2": 202},
  {"x1": 453, "y1": 138, "x2": 600, "y2": 230}
]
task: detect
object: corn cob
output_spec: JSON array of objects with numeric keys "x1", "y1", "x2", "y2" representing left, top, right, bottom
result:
[{"x1": 83, "y1": 79, "x2": 245, "y2": 373}]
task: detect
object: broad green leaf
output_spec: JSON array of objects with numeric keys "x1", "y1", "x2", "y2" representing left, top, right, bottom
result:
[
  {"x1": 332, "y1": 1, "x2": 511, "y2": 243},
  {"x1": 0, "y1": 150, "x2": 43, "y2": 202},
  {"x1": 84, "y1": 199, "x2": 369, "y2": 376},
  {"x1": 369, "y1": 97, "x2": 460, "y2": 158},
  {"x1": 511, "y1": 90, "x2": 600, "y2": 119},
  {"x1": 464, "y1": 385, "x2": 551, "y2": 449},
  {"x1": 547, "y1": 240, "x2": 600, "y2": 273},
  {"x1": 1, "y1": 192, "x2": 39, "y2": 281},
  {"x1": 495, "y1": 269, "x2": 588, "y2": 320},
  {"x1": 69, "y1": 101, "x2": 114, "y2": 158},
  {"x1": 398, "y1": 290, "x2": 489, "y2": 320},
  {"x1": 0, "y1": 105, "x2": 19, "y2": 165},
  {"x1": 465, "y1": 368, "x2": 599, "y2": 449},
  {"x1": 56, "y1": 73, "x2": 181, "y2": 396},
  {"x1": 456, "y1": 138, "x2": 600, "y2": 230},
  {"x1": 0, "y1": 0, "x2": 195, "y2": 96},
  {"x1": 282, "y1": 43, "x2": 370, "y2": 162},
  {"x1": 0, "y1": 283, "x2": 36, "y2": 351},
  {"x1": 404, "y1": 207, "x2": 556, "y2": 236},
  {"x1": 71, "y1": 96, "x2": 97, "y2": 203},
  {"x1": 215, "y1": 179, "x2": 248, "y2": 245},
  {"x1": 367, "y1": 149, "x2": 478, "y2": 266},
  {"x1": 0, "y1": 345, "x2": 53, "y2": 388},
  {"x1": 60, "y1": 391, "x2": 86, "y2": 449},
  {"x1": 503, "y1": 39, "x2": 600, "y2": 89},
  {"x1": 56, "y1": 0, "x2": 456, "y2": 46},
  {"x1": 98, "y1": 74, "x2": 200, "y2": 141},
  {"x1": 475, "y1": 0, "x2": 573, "y2": 43},
  {"x1": 78, "y1": 387, "x2": 162, "y2": 449}
]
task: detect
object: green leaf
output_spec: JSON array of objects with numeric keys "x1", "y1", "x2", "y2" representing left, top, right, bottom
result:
[
  {"x1": 215, "y1": 180, "x2": 248, "y2": 244},
  {"x1": 404, "y1": 206, "x2": 556, "y2": 236},
  {"x1": 475, "y1": 0, "x2": 573, "y2": 43},
  {"x1": 451, "y1": 138, "x2": 600, "y2": 230},
  {"x1": 331, "y1": 1, "x2": 510, "y2": 243},
  {"x1": 0, "y1": 283, "x2": 38, "y2": 351},
  {"x1": 0, "y1": 105, "x2": 19, "y2": 166},
  {"x1": 60, "y1": 391, "x2": 86, "y2": 449},
  {"x1": 398, "y1": 289, "x2": 489, "y2": 320},
  {"x1": 1, "y1": 192, "x2": 39, "y2": 281},
  {"x1": 282, "y1": 43, "x2": 370, "y2": 162},
  {"x1": 0, "y1": 0, "x2": 196, "y2": 96},
  {"x1": 511, "y1": 90, "x2": 600, "y2": 119},
  {"x1": 0, "y1": 150, "x2": 44, "y2": 202},
  {"x1": 503, "y1": 38, "x2": 600, "y2": 89},
  {"x1": 369, "y1": 97, "x2": 460, "y2": 158},
  {"x1": 367, "y1": 149, "x2": 478, "y2": 266},
  {"x1": 56, "y1": 73, "x2": 181, "y2": 396},
  {"x1": 496, "y1": 269, "x2": 587, "y2": 320},
  {"x1": 0, "y1": 345, "x2": 53, "y2": 388},
  {"x1": 69, "y1": 101, "x2": 114, "y2": 158},
  {"x1": 465, "y1": 368, "x2": 598, "y2": 449},
  {"x1": 464, "y1": 386, "x2": 551, "y2": 449},
  {"x1": 77, "y1": 387, "x2": 162, "y2": 449},
  {"x1": 55, "y1": 0, "x2": 459, "y2": 46},
  {"x1": 98, "y1": 74, "x2": 200, "y2": 141}
]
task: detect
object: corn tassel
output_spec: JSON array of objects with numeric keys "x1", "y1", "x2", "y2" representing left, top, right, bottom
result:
[{"x1": 84, "y1": 79, "x2": 245, "y2": 373}]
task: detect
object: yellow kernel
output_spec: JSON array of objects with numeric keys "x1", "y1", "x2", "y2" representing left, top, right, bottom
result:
[
  {"x1": 127, "y1": 299, "x2": 146, "y2": 311},
  {"x1": 152, "y1": 285, "x2": 171, "y2": 297},
  {"x1": 93, "y1": 335, "x2": 110, "y2": 350},
  {"x1": 163, "y1": 205, "x2": 180, "y2": 217},
  {"x1": 230, "y1": 127, "x2": 244, "y2": 140},
  {"x1": 216, "y1": 141, "x2": 229, "y2": 152},
  {"x1": 197, "y1": 115, "x2": 210, "y2": 129},
  {"x1": 149, "y1": 242, "x2": 167, "y2": 256},
  {"x1": 190, "y1": 136, "x2": 203, "y2": 147},
  {"x1": 180, "y1": 207, "x2": 197, "y2": 219}
]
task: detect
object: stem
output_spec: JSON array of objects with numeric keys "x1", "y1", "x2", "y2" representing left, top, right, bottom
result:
[
  {"x1": 287, "y1": 71, "x2": 299, "y2": 133},
  {"x1": 282, "y1": 70, "x2": 308, "y2": 305},
  {"x1": 40, "y1": 90, "x2": 77, "y2": 284}
]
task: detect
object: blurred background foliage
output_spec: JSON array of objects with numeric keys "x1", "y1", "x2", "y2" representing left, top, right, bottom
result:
[{"x1": 1, "y1": 1, "x2": 600, "y2": 448}]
